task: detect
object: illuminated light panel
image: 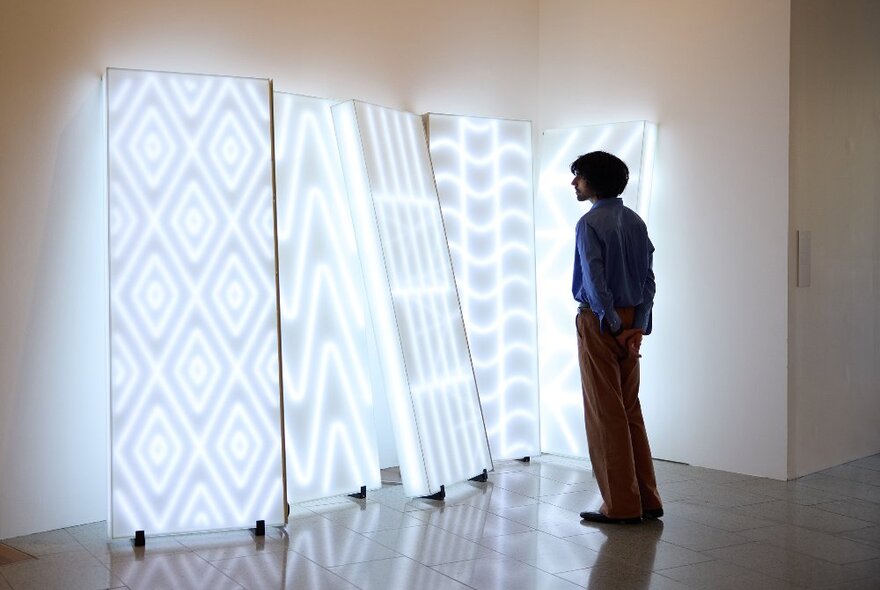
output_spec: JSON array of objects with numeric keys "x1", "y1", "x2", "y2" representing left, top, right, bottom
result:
[
  {"x1": 106, "y1": 69, "x2": 283, "y2": 537},
  {"x1": 331, "y1": 101, "x2": 493, "y2": 497},
  {"x1": 536, "y1": 121, "x2": 658, "y2": 458},
  {"x1": 426, "y1": 113, "x2": 540, "y2": 461},
  {"x1": 274, "y1": 92, "x2": 381, "y2": 502}
]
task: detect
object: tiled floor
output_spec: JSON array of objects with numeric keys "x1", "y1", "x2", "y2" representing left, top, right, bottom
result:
[{"x1": 2, "y1": 454, "x2": 879, "y2": 589}]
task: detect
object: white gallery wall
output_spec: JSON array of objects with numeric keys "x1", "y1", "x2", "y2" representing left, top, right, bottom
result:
[
  {"x1": 539, "y1": 0, "x2": 791, "y2": 478},
  {"x1": 789, "y1": 0, "x2": 880, "y2": 477},
  {"x1": 0, "y1": 0, "x2": 538, "y2": 539}
]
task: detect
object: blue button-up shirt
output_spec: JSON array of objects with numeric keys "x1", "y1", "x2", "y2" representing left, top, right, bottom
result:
[{"x1": 572, "y1": 197, "x2": 655, "y2": 334}]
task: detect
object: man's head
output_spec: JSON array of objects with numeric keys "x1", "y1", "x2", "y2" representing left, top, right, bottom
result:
[{"x1": 570, "y1": 151, "x2": 629, "y2": 202}]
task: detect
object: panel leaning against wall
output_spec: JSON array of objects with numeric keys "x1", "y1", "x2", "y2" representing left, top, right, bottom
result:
[
  {"x1": 332, "y1": 100, "x2": 493, "y2": 497},
  {"x1": 536, "y1": 121, "x2": 657, "y2": 458},
  {"x1": 106, "y1": 69, "x2": 284, "y2": 537},
  {"x1": 426, "y1": 113, "x2": 540, "y2": 461},
  {"x1": 274, "y1": 92, "x2": 381, "y2": 502}
]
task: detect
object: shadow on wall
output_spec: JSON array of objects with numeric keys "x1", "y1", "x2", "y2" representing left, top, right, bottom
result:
[{"x1": 2, "y1": 78, "x2": 108, "y2": 539}]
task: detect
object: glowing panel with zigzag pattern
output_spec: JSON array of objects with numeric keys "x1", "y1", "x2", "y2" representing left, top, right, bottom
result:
[
  {"x1": 274, "y1": 92, "x2": 381, "y2": 502},
  {"x1": 106, "y1": 69, "x2": 284, "y2": 537},
  {"x1": 427, "y1": 113, "x2": 540, "y2": 461}
]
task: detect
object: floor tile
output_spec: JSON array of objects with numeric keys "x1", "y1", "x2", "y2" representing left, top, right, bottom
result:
[
  {"x1": 0, "y1": 550, "x2": 125, "y2": 590},
  {"x1": 478, "y1": 530, "x2": 601, "y2": 573},
  {"x1": 705, "y1": 541, "x2": 865, "y2": 588},
  {"x1": 556, "y1": 564, "x2": 691, "y2": 589},
  {"x1": 310, "y1": 501, "x2": 425, "y2": 533},
  {"x1": 458, "y1": 484, "x2": 540, "y2": 514},
  {"x1": 494, "y1": 502, "x2": 588, "y2": 538},
  {"x1": 813, "y1": 498, "x2": 880, "y2": 524},
  {"x1": 727, "y1": 500, "x2": 874, "y2": 533},
  {"x1": 408, "y1": 503, "x2": 534, "y2": 540},
  {"x1": 538, "y1": 490, "x2": 606, "y2": 515},
  {"x1": 0, "y1": 544, "x2": 34, "y2": 566},
  {"x1": 741, "y1": 523, "x2": 880, "y2": 563},
  {"x1": 659, "y1": 480, "x2": 775, "y2": 508},
  {"x1": 657, "y1": 501, "x2": 772, "y2": 532},
  {"x1": 797, "y1": 473, "x2": 880, "y2": 503},
  {"x1": 332, "y1": 556, "x2": 471, "y2": 590},
  {"x1": 659, "y1": 559, "x2": 799, "y2": 590},
  {"x1": 490, "y1": 471, "x2": 598, "y2": 498},
  {"x1": 213, "y1": 550, "x2": 357, "y2": 590},
  {"x1": 109, "y1": 551, "x2": 242, "y2": 590},
  {"x1": 566, "y1": 527, "x2": 712, "y2": 572},
  {"x1": 175, "y1": 528, "x2": 288, "y2": 562},
  {"x1": 286, "y1": 524, "x2": 398, "y2": 567},
  {"x1": 433, "y1": 555, "x2": 584, "y2": 590},
  {"x1": 822, "y1": 464, "x2": 880, "y2": 487},
  {"x1": 365, "y1": 524, "x2": 497, "y2": 566},
  {"x1": 850, "y1": 455, "x2": 880, "y2": 472},
  {"x1": 838, "y1": 524, "x2": 880, "y2": 549},
  {"x1": 2, "y1": 529, "x2": 82, "y2": 557},
  {"x1": 722, "y1": 477, "x2": 847, "y2": 505},
  {"x1": 648, "y1": 516, "x2": 753, "y2": 551}
]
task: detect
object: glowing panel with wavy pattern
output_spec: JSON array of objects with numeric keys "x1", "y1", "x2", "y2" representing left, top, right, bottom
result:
[
  {"x1": 426, "y1": 114, "x2": 539, "y2": 461},
  {"x1": 536, "y1": 121, "x2": 657, "y2": 457},
  {"x1": 106, "y1": 69, "x2": 284, "y2": 537},
  {"x1": 274, "y1": 92, "x2": 381, "y2": 502},
  {"x1": 331, "y1": 101, "x2": 493, "y2": 497}
]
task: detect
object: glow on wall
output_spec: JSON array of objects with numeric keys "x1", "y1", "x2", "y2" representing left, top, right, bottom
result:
[
  {"x1": 536, "y1": 121, "x2": 657, "y2": 458},
  {"x1": 331, "y1": 100, "x2": 493, "y2": 497},
  {"x1": 426, "y1": 113, "x2": 540, "y2": 461},
  {"x1": 274, "y1": 92, "x2": 381, "y2": 502},
  {"x1": 106, "y1": 69, "x2": 284, "y2": 537}
]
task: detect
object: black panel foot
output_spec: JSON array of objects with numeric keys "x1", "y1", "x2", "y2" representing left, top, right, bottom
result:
[
  {"x1": 254, "y1": 520, "x2": 266, "y2": 536},
  {"x1": 422, "y1": 485, "x2": 445, "y2": 501},
  {"x1": 349, "y1": 485, "x2": 367, "y2": 499},
  {"x1": 469, "y1": 469, "x2": 488, "y2": 482},
  {"x1": 133, "y1": 530, "x2": 145, "y2": 547},
  {"x1": 518, "y1": 456, "x2": 531, "y2": 463}
]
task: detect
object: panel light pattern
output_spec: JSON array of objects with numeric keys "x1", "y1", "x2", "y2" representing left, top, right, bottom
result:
[
  {"x1": 107, "y1": 69, "x2": 283, "y2": 537},
  {"x1": 274, "y1": 92, "x2": 381, "y2": 502},
  {"x1": 331, "y1": 101, "x2": 493, "y2": 497},
  {"x1": 536, "y1": 121, "x2": 657, "y2": 457},
  {"x1": 426, "y1": 114, "x2": 540, "y2": 461}
]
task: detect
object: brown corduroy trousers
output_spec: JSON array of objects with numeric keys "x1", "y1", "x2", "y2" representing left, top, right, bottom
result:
[{"x1": 576, "y1": 307, "x2": 662, "y2": 519}]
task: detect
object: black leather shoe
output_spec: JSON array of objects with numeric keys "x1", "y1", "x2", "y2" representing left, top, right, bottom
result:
[
  {"x1": 642, "y1": 508, "x2": 664, "y2": 520},
  {"x1": 579, "y1": 511, "x2": 642, "y2": 525}
]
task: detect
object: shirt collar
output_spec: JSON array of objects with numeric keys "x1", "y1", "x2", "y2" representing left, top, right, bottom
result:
[{"x1": 591, "y1": 197, "x2": 623, "y2": 209}]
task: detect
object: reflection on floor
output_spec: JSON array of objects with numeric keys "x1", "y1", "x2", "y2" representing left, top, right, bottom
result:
[{"x1": 1, "y1": 454, "x2": 879, "y2": 589}]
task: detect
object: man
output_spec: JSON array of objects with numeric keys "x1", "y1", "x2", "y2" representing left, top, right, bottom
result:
[{"x1": 571, "y1": 151, "x2": 663, "y2": 524}]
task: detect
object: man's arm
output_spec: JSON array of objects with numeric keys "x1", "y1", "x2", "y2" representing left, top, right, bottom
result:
[{"x1": 633, "y1": 239, "x2": 656, "y2": 335}]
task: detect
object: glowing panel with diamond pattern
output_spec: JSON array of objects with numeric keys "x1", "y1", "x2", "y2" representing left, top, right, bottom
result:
[
  {"x1": 536, "y1": 121, "x2": 657, "y2": 458},
  {"x1": 274, "y1": 92, "x2": 381, "y2": 502},
  {"x1": 426, "y1": 114, "x2": 540, "y2": 461},
  {"x1": 331, "y1": 101, "x2": 493, "y2": 497},
  {"x1": 106, "y1": 69, "x2": 284, "y2": 537}
]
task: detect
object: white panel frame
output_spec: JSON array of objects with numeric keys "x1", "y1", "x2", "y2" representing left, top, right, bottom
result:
[
  {"x1": 536, "y1": 121, "x2": 657, "y2": 458},
  {"x1": 332, "y1": 100, "x2": 493, "y2": 497},
  {"x1": 106, "y1": 68, "x2": 284, "y2": 537},
  {"x1": 426, "y1": 113, "x2": 540, "y2": 461},
  {"x1": 274, "y1": 92, "x2": 381, "y2": 502}
]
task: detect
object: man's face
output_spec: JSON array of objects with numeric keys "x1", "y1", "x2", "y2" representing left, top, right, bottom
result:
[{"x1": 571, "y1": 174, "x2": 593, "y2": 202}]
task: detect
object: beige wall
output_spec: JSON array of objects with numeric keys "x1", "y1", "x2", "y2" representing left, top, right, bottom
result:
[
  {"x1": 0, "y1": 0, "x2": 539, "y2": 539},
  {"x1": 789, "y1": 0, "x2": 880, "y2": 477},
  {"x1": 539, "y1": 0, "x2": 791, "y2": 477}
]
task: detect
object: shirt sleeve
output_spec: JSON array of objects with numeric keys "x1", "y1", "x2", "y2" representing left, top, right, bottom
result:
[
  {"x1": 577, "y1": 220, "x2": 621, "y2": 333},
  {"x1": 633, "y1": 238, "x2": 656, "y2": 334}
]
